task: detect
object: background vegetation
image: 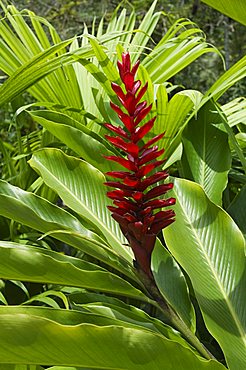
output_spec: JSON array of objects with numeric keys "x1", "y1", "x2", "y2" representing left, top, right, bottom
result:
[{"x1": 8, "y1": 0, "x2": 246, "y2": 94}]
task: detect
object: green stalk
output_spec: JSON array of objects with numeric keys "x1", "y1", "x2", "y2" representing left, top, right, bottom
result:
[{"x1": 138, "y1": 269, "x2": 215, "y2": 361}]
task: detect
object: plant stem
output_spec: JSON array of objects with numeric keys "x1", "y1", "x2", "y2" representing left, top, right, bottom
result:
[{"x1": 137, "y1": 268, "x2": 215, "y2": 361}]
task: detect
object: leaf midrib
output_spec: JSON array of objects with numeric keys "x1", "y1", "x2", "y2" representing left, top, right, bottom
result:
[
  {"x1": 31, "y1": 156, "x2": 132, "y2": 261},
  {"x1": 176, "y1": 189, "x2": 246, "y2": 345}
]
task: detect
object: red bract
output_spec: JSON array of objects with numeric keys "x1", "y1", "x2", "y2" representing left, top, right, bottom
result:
[{"x1": 104, "y1": 52, "x2": 175, "y2": 278}]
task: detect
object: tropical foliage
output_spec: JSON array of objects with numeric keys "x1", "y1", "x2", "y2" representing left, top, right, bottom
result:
[{"x1": 0, "y1": 1, "x2": 245, "y2": 369}]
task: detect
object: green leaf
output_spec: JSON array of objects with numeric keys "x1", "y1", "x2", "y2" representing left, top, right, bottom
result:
[
  {"x1": 164, "y1": 178, "x2": 246, "y2": 370},
  {"x1": 143, "y1": 18, "x2": 219, "y2": 83},
  {"x1": 76, "y1": 301, "x2": 196, "y2": 350},
  {"x1": 221, "y1": 97, "x2": 246, "y2": 127},
  {"x1": 28, "y1": 148, "x2": 132, "y2": 261},
  {"x1": 151, "y1": 238, "x2": 196, "y2": 331},
  {"x1": 0, "y1": 307, "x2": 226, "y2": 369},
  {"x1": 0, "y1": 242, "x2": 146, "y2": 301},
  {"x1": 128, "y1": 0, "x2": 160, "y2": 64},
  {"x1": 181, "y1": 100, "x2": 231, "y2": 205},
  {"x1": 204, "y1": 55, "x2": 246, "y2": 102},
  {"x1": 0, "y1": 180, "x2": 134, "y2": 279},
  {"x1": 27, "y1": 110, "x2": 120, "y2": 173},
  {"x1": 0, "y1": 39, "x2": 79, "y2": 106},
  {"x1": 201, "y1": 0, "x2": 246, "y2": 26},
  {"x1": 154, "y1": 86, "x2": 195, "y2": 158}
]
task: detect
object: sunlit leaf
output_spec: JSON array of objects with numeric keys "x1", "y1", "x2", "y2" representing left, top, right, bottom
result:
[{"x1": 164, "y1": 178, "x2": 246, "y2": 370}]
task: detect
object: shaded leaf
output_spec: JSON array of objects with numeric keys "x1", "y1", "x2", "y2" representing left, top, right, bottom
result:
[
  {"x1": 227, "y1": 185, "x2": 246, "y2": 238},
  {"x1": 181, "y1": 100, "x2": 231, "y2": 205},
  {"x1": 152, "y1": 238, "x2": 196, "y2": 331}
]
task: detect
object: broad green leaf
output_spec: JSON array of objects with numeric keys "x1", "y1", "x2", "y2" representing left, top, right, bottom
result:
[
  {"x1": 201, "y1": 0, "x2": 246, "y2": 26},
  {"x1": 227, "y1": 185, "x2": 246, "y2": 238},
  {"x1": 164, "y1": 178, "x2": 246, "y2": 370},
  {"x1": 29, "y1": 148, "x2": 132, "y2": 261},
  {"x1": 152, "y1": 239, "x2": 196, "y2": 331},
  {"x1": 78, "y1": 300, "x2": 194, "y2": 350},
  {"x1": 0, "y1": 180, "x2": 135, "y2": 279},
  {"x1": 0, "y1": 305, "x2": 163, "y2": 333},
  {"x1": 0, "y1": 307, "x2": 226, "y2": 369},
  {"x1": 181, "y1": 100, "x2": 231, "y2": 205},
  {"x1": 0, "y1": 242, "x2": 146, "y2": 301},
  {"x1": 27, "y1": 110, "x2": 120, "y2": 173}
]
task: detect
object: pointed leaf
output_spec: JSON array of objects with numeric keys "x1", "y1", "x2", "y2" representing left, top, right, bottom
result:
[
  {"x1": 0, "y1": 307, "x2": 226, "y2": 369},
  {"x1": 0, "y1": 180, "x2": 134, "y2": 279},
  {"x1": 152, "y1": 238, "x2": 196, "y2": 331},
  {"x1": 0, "y1": 242, "x2": 146, "y2": 301},
  {"x1": 28, "y1": 110, "x2": 120, "y2": 173},
  {"x1": 29, "y1": 149, "x2": 132, "y2": 261},
  {"x1": 164, "y1": 178, "x2": 246, "y2": 370},
  {"x1": 181, "y1": 100, "x2": 231, "y2": 205}
]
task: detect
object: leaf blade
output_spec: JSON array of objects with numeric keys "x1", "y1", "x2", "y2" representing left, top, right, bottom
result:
[{"x1": 164, "y1": 178, "x2": 246, "y2": 370}]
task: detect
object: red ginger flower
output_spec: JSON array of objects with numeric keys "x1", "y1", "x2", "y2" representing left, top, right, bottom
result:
[{"x1": 104, "y1": 52, "x2": 175, "y2": 278}]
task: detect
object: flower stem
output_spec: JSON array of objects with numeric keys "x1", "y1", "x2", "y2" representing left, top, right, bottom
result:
[{"x1": 137, "y1": 268, "x2": 215, "y2": 361}]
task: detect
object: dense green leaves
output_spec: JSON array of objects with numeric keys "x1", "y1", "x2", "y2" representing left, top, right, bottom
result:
[
  {"x1": 27, "y1": 110, "x2": 119, "y2": 173},
  {"x1": 164, "y1": 178, "x2": 246, "y2": 370},
  {"x1": 154, "y1": 86, "x2": 196, "y2": 159},
  {"x1": 0, "y1": 242, "x2": 146, "y2": 301},
  {"x1": 0, "y1": 2, "x2": 245, "y2": 369},
  {"x1": 0, "y1": 180, "x2": 134, "y2": 279},
  {"x1": 142, "y1": 18, "x2": 220, "y2": 83},
  {"x1": 0, "y1": 307, "x2": 226, "y2": 369}
]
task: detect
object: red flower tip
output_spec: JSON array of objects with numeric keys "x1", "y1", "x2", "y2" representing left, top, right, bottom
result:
[{"x1": 104, "y1": 51, "x2": 175, "y2": 278}]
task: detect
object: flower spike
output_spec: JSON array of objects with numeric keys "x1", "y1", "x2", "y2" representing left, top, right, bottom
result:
[{"x1": 104, "y1": 51, "x2": 175, "y2": 278}]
